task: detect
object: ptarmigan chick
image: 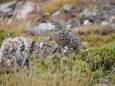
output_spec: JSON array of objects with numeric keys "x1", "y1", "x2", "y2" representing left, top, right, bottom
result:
[{"x1": 52, "y1": 22, "x2": 82, "y2": 55}]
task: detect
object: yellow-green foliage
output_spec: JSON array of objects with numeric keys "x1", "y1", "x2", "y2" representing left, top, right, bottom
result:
[
  {"x1": 80, "y1": 34, "x2": 114, "y2": 47},
  {"x1": 0, "y1": 30, "x2": 20, "y2": 46},
  {"x1": 0, "y1": 24, "x2": 27, "y2": 46}
]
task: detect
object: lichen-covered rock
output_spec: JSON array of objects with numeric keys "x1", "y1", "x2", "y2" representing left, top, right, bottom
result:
[
  {"x1": 35, "y1": 42, "x2": 62, "y2": 58},
  {"x1": 0, "y1": 58, "x2": 19, "y2": 73},
  {"x1": 0, "y1": 37, "x2": 62, "y2": 70},
  {"x1": 0, "y1": 37, "x2": 35, "y2": 68}
]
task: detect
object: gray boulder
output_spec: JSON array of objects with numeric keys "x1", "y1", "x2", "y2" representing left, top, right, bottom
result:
[
  {"x1": 66, "y1": 18, "x2": 81, "y2": 28},
  {"x1": 0, "y1": 37, "x2": 35, "y2": 68},
  {"x1": 84, "y1": 11, "x2": 97, "y2": 22},
  {"x1": 16, "y1": 1, "x2": 35, "y2": 20},
  {"x1": 32, "y1": 23, "x2": 55, "y2": 33},
  {"x1": 0, "y1": 37, "x2": 62, "y2": 66},
  {"x1": 101, "y1": 2, "x2": 114, "y2": 10},
  {"x1": 99, "y1": 9, "x2": 115, "y2": 21},
  {"x1": 0, "y1": 1, "x2": 17, "y2": 15}
]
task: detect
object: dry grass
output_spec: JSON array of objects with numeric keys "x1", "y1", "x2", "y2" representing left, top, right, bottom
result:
[
  {"x1": 42, "y1": 0, "x2": 95, "y2": 14},
  {"x1": 74, "y1": 26, "x2": 115, "y2": 36},
  {"x1": 0, "y1": 21, "x2": 28, "y2": 34},
  {"x1": 1, "y1": 62, "x2": 92, "y2": 86}
]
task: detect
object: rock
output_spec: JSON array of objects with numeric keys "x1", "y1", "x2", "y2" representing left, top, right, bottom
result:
[
  {"x1": 74, "y1": 6, "x2": 84, "y2": 13},
  {"x1": 16, "y1": 1, "x2": 35, "y2": 20},
  {"x1": 0, "y1": 37, "x2": 62, "y2": 69},
  {"x1": 22, "y1": 30, "x2": 41, "y2": 36},
  {"x1": 0, "y1": 58, "x2": 19, "y2": 73},
  {"x1": 0, "y1": 0, "x2": 17, "y2": 24},
  {"x1": 63, "y1": 4, "x2": 73, "y2": 11},
  {"x1": 110, "y1": 16, "x2": 115, "y2": 24},
  {"x1": 52, "y1": 11, "x2": 61, "y2": 16},
  {"x1": 83, "y1": 20, "x2": 92, "y2": 25},
  {"x1": 0, "y1": 1, "x2": 17, "y2": 14},
  {"x1": 94, "y1": 18, "x2": 102, "y2": 25},
  {"x1": 37, "y1": 42, "x2": 52, "y2": 57},
  {"x1": 111, "y1": 24, "x2": 115, "y2": 29},
  {"x1": 83, "y1": 11, "x2": 97, "y2": 22},
  {"x1": 101, "y1": 21, "x2": 109, "y2": 26},
  {"x1": 13, "y1": 1, "x2": 25, "y2": 16},
  {"x1": 73, "y1": 2, "x2": 86, "y2": 13},
  {"x1": 65, "y1": 18, "x2": 81, "y2": 28},
  {"x1": 0, "y1": 37, "x2": 35, "y2": 68},
  {"x1": 99, "y1": 10, "x2": 115, "y2": 21},
  {"x1": 51, "y1": 15, "x2": 66, "y2": 25},
  {"x1": 32, "y1": 23, "x2": 55, "y2": 33},
  {"x1": 0, "y1": 37, "x2": 61, "y2": 72},
  {"x1": 36, "y1": 42, "x2": 62, "y2": 58},
  {"x1": 101, "y1": 2, "x2": 113, "y2": 10}
]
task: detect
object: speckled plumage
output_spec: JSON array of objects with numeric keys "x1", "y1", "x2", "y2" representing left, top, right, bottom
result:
[{"x1": 52, "y1": 22, "x2": 82, "y2": 52}]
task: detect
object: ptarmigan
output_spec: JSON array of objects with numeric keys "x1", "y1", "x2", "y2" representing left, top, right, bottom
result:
[{"x1": 52, "y1": 22, "x2": 82, "y2": 55}]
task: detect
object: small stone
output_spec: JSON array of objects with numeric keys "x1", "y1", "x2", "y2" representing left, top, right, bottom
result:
[
  {"x1": 101, "y1": 21, "x2": 109, "y2": 26},
  {"x1": 110, "y1": 16, "x2": 115, "y2": 24},
  {"x1": 52, "y1": 11, "x2": 61, "y2": 16},
  {"x1": 63, "y1": 4, "x2": 73, "y2": 11},
  {"x1": 101, "y1": 2, "x2": 112, "y2": 10},
  {"x1": 66, "y1": 18, "x2": 81, "y2": 28},
  {"x1": 84, "y1": 12, "x2": 97, "y2": 22},
  {"x1": 83, "y1": 20, "x2": 91, "y2": 26}
]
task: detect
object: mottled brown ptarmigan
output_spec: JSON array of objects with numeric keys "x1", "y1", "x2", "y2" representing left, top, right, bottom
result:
[{"x1": 52, "y1": 22, "x2": 82, "y2": 55}]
